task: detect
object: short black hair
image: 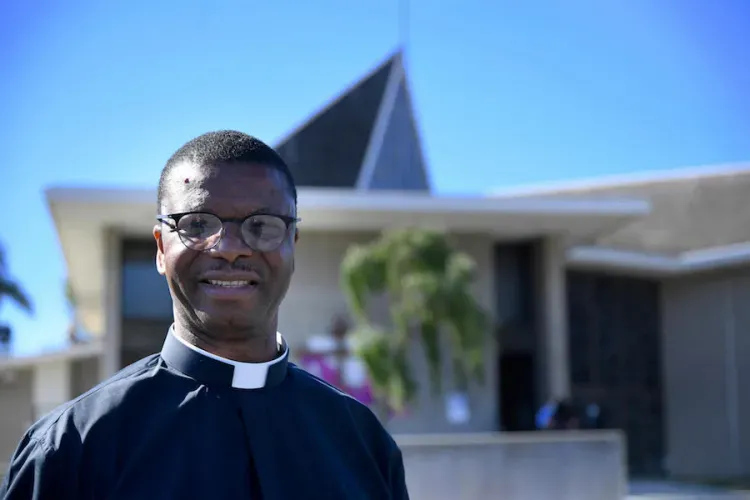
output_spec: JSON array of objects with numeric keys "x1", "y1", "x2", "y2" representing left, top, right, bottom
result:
[{"x1": 157, "y1": 130, "x2": 297, "y2": 212}]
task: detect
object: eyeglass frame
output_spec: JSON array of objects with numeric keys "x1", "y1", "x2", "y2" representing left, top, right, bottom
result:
[{"x1": 156, "y1": 211, "x2": 301, "y2": 252}]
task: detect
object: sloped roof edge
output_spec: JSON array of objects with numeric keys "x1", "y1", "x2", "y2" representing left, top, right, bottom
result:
[
  {"x1": 568, "y1": 241, "x2": 750, "y2": 276},
  {"x1": 488, "y1": 161, "x2": 750, "y2": 197},
  {"x1": 273, "y1": 50, "x2": 401, "y2": 150}
]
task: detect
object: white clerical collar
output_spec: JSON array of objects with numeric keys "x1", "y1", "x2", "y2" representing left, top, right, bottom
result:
[{"x1": 161, "y1": 326, "x2": 289, "y2": 389}]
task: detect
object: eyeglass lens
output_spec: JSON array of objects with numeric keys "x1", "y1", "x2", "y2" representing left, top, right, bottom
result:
[{"x1": 175, "y1": 213, "x2": 289, "y2": 252}]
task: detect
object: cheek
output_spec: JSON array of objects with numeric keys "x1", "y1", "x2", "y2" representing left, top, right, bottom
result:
[
  {"x1": 164, "y1": 243, "x2": 197, "y2": 285},
  {"x1": 266, "y1": 245, "x2": 295, "y2": 278}
]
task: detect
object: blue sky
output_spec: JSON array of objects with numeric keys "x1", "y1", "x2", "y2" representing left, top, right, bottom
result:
[{"x1": 1, "y1": 0, "x2": 749, "y2": 355}]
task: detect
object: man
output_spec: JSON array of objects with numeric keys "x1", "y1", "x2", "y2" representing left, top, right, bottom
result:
[
  {"x1": 536, "y1": 398, "x2": 579, "y2": 430},
  {"x1": 535, "y1": 398, "x2": 558, "y2": 430},
  {"x1": 1, "y1": 131, "x2": 409, "y2": 499}
]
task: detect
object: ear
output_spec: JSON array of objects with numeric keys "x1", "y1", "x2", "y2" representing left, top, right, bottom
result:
[{"x1": 153, "y1": 224, "x2": 166, "y2": 276}]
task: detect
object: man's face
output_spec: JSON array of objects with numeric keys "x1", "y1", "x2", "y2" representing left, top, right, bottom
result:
[{"x1": 153, "y1": 161, "x2": 298, "y2": 338}]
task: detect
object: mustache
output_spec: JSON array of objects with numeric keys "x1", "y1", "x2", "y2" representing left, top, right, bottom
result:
[{"x1": 204, "y1": 261, "x2": 265, "y2": 276}]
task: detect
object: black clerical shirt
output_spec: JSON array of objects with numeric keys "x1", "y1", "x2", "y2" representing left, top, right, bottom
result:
[{"x1": 0, "y1": 327, "x2": 409, "y2": 499}]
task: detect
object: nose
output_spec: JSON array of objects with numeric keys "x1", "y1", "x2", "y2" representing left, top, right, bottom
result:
[{"x1": 208, "y1": 223, "x2": 253, "y2": 263}]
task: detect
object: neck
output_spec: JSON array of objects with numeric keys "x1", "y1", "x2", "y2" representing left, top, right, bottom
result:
[{"x1": 174, "y1": 320, "x2": 279, "y2": 363}]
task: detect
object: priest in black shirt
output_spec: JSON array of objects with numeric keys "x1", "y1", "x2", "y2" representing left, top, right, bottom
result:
[{"x1": 1, "y1": 131, "x2": 409, "y2": 499}]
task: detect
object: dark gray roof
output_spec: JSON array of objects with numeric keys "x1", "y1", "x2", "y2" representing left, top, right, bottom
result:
[
  {"x1": 274, "y1": 54, "x2": 396, "y2": 188},
  {"x1": 521, "y1": 165, "x2": 750, "y2": 255}
]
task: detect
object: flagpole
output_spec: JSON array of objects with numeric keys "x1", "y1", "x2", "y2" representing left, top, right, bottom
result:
[{"x1": 398, "y1": 0, "x2": 410, "y2": 56}]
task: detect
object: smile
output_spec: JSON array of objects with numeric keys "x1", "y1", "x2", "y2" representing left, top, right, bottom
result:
[
  {"x1": 206, "y1": 280, "x2": 256, "y2": 287},
  {"x1": 199, "y1": 279, "x2": 260, "y2": 301}
]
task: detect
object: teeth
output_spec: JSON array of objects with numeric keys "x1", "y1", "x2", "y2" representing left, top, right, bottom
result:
[{"x1": 207, "y1": 280, "x2": 252, "y2": 287}]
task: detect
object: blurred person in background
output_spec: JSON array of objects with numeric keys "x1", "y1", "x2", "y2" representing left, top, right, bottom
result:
[
  {"x1": 536, "y1": 398, "x2": 581, "y2": 430},
  {"x1": 550, "y1": 399, "x2": 580, "y2": 429},
  {"x1": 536, "y1": 398, "x2": 559, "y2": 430}
]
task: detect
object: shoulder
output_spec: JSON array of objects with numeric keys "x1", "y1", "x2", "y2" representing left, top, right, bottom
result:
[
  {"x1": 287, "y1": 364, "x2": 398, "y2": 447},
  {"x1": 287, "y1": 363, "x2": 372, "y2": 412},
  {"x1": 0, "y1": 432, "x2": 77, "y2": 497},
  {"x1": 24, "y1": 354, "x2": 162, "y2": 449},
  {"x1": 285, "y1": 366, "x2": 405, "y2": 488}
]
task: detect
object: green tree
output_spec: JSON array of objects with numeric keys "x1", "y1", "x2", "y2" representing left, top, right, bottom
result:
[
  {"x1": 341, "y1": 229, "x2": 488, "y2": 414},
  {"x1": 0, "y1": 244, "x2": 33, "y2": 316}
]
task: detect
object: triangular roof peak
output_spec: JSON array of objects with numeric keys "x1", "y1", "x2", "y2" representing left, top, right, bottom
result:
[
  {"x1": 274, "y1": 51, "x2": 405, "y2": 189},
  {"x1": 274, "y1": 50, "x2": 403, "y2": 148}
]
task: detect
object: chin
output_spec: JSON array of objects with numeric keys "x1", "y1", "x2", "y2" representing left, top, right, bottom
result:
[{"x1": 197, "y1": 310, "x2": 262, "y2": 333}]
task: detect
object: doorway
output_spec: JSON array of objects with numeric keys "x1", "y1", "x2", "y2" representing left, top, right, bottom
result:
[{"x1": 499, "y1": 351, "x2": 537, "y2": 431}]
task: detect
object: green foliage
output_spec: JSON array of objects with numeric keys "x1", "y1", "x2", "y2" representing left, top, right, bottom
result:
[
  {"x1": 341, "y1": 229, "x2": 488, "y2": 413},
  {"x1": 0, "y1": 244, "x2": 33, "y2": 315},
  {"x1": 65, "y1": 278, "x2": 76, "y2": 311}
]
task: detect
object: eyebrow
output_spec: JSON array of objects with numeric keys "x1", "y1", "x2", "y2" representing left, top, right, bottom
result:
[{"x1": 174, "y1": 207, "x2": 293, "y2": 218}]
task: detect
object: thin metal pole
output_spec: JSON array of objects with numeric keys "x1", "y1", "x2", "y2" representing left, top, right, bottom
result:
[
  {"x1": 397, "y1": 0, "x2": 412, "y2": 174},
  {"x1": 398, "y1": 0, "x2": 410, "y2": 55}
]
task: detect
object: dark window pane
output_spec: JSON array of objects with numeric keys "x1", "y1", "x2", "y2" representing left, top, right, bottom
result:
[
  {"x1": 120, "y1": 319, "x2": 172, "y2": 369},
  {"x1": 122, "y1": 260, "x2": 172, "y2": 319}
]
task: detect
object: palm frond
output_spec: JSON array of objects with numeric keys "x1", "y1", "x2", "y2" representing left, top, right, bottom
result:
[
  {"x1": 341, "y1": 244, "x2": 387, "y2": 321},
  {"x1": 65, "y1": 278, "x2": 76, "y2": 309},
  {"x1": 0, "y1": 278, "x2": 33, "y2": 314},
  {"x1": 341, "y1": 228, "x2": 489, "y2": 414}
]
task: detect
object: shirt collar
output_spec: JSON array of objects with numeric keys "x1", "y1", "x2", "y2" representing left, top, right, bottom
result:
[{"x1": 160, "y1": 325, "x2": 289, "y2": 389}]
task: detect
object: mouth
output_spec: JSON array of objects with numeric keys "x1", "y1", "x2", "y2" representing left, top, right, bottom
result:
[
  {"x1": 198, "y1": 277, "x2": 261, "y2": 300},
  {"x1": 202, "y1": 279, "x2": 259, "y2": 288}
]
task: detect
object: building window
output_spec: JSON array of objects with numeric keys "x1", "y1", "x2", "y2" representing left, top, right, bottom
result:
[{"x1": 121, "y1": 239, "x2": 172, "y2": 320}]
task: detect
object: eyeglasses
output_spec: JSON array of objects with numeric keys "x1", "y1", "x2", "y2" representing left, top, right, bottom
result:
[{"x1": 157, "y1": 211, "x2": 300, "y2": 252}]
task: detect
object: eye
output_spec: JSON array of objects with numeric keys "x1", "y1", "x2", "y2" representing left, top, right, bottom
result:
[
  {"x1": 244, "y1": 215, "x2": 286, "y2": 240},
  {"x1": 177, "y1": 214, "x2": 220, "y2": 238}
]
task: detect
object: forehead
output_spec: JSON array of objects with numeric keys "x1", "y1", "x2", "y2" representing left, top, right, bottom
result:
[{"x1": 163, "y1": 161, "x2": 292, "y2": 214}]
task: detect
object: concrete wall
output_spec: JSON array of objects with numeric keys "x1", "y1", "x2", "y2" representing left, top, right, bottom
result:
[
  {"x1": 0, "y1": 355, "x2": 101, "y2": 472},
  {"x1": 0, "y1": 359, "x2": 76, "y2": 459},
  {"x1": 397, "y1": 431, "x2": 626, "y2": 500},
  {"x1": 0, "y1": 368, "x2": 33, "y2": 465},
  {"x1": 662, "y1": 266, "x2": 750, "y2": 478},
  {"x1": 31, "y1": 359, "x2": 71, "y2": 418},
  {"x1": 71, "y1": 356, "x2": 101, "y2": 398}
]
